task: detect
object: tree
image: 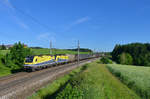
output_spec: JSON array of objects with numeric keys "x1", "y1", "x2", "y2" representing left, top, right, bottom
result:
[
  {"x1": 118, "y1": 53, "x2": 133, "y2": 65},
  {"x1": 1, "y1": 44, "x2": 6, "y2": 50},
  {"x1": 112, "y1": 43, "x2": 150, "y2": 66},
  {"x1": 5, "y1": 42, "x2": 32, "y2": 69}
]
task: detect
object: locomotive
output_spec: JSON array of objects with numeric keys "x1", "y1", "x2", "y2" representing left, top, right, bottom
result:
[{"x1": 24, "y1": 54, "x2": 98, "y2": 71}]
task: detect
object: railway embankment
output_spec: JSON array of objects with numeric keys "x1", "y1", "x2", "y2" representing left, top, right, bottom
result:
[{"x1": 0, "y1": 58, "x2": 96, "y2": 99}]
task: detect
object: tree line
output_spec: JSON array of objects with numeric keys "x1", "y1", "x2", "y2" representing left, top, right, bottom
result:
[
  {"x1": 0, "y1": 44, "x2": 7, "y2": 50},
  {"x1": 112, "y1": 43, "x2": 150, "y2": 66},
  {"x1": 67, "y1": 48, "x2": 93, "y2": 52}
]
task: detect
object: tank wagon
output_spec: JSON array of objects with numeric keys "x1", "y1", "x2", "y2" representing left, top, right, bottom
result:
[{"x1": 24, "y1": 54, "x2": 99, "y2": 71}]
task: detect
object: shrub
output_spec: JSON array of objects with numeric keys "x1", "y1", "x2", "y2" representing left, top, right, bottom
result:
[
  {"x1": 0, "y1": 44, "x2": 6, "y2": 50},
  {"x1": 100, "y1": 57, "x2": 113, "y2": 64},
  {"x1": 5, "y1": 42, "x2": 32, "y2": 70}
]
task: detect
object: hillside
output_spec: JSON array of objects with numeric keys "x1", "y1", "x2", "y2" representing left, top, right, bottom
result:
[{"x1": 31, "y1": 48, "x2": 91, "y2": 55}]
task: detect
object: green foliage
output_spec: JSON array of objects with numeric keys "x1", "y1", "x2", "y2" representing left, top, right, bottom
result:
[
  {"x1": 99, "y1": 57, "x2": 113, "y2": 64},
  {"x1": 107, "y1": 64, "x2": 150, "y2": 99},
  {"x1": 0, "y1": 44, "x2": 6, "y2": 50},
  {"x1": 118, "y1": 53, "x2": 133, "y2": 65},
  {"x1": 5, "y1": 42, "x2": 32, "y2": 70},
  {"x1": 112, "y1": 43, "x2": 150, "y2": 66},
  {"x1": 67, "y1": 48, "x2": 93, "y2": 53}
]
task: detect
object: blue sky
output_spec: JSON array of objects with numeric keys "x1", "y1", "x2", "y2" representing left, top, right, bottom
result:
[{"x1": 0, "y1": 0, "x2": 150, "y2": 51}]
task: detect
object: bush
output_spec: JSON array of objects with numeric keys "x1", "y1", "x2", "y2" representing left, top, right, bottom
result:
[
  {"x1": 118, "y1": 53, "x2": 133, "y2": 65},
  {"x1": 5, "y1": 42, "x2": 32, "y2": 70},
  {"x1": 100, "y1": 57, "x2": 113, "y2": 64}
]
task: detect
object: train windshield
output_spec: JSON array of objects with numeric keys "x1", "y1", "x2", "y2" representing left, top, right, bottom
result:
[{"x1": 25, "y1": 56, "x2": 34, "y2": 63}]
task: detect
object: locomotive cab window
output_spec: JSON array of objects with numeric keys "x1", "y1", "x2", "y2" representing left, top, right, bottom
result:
[{"x1": 25, "y1": 56, "x2": 34, "y2": 63}]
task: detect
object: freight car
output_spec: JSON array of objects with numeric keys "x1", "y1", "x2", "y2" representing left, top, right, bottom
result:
[{"x1": 24, "y1": 54, "x2": 98, "y2": 71}]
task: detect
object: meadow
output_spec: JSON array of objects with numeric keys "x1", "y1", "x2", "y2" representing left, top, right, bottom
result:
[
  {"x1": 29, "y1": 62, "x2": 140, "y2": 99},
  {"x1": 31, "y1": 48, "x2": 90, "y2": 55},
  {"x1": 107, "y1": 64, "x2": 150, "y2": 99},
  {"x1": 0, "y1": 54, "x2": 11, "y2": 77},
  {"x1": 0, "y1": 48, "x2": 90, "y2": 56}
]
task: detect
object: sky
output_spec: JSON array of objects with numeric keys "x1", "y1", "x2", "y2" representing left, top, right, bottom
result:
[{"x1": 0, "y1": 0, "x2": 150, "y2": 51}]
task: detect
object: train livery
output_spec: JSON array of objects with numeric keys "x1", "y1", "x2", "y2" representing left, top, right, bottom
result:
[{"x1": 24, "y1": 54, "x2": 98, "y2": 71}]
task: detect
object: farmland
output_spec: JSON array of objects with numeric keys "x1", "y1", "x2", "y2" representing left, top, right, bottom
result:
[
  {"x1": 0, "y1": 48, "x2": 91, "y2": 56},
  {"x1": 29, "y1": 62, "x2": 140, "y2": 99},
  {"x1": 31, "y1": 48, "x2": 91, "y2": 55},
  {"x1": 107, "y1": 64, "x2": 150, "y2": 99}
]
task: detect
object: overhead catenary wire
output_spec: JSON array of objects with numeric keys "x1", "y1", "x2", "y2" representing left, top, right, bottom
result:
[{"x1": 11, "y1": 4, "x2": 52, "y2": 31}]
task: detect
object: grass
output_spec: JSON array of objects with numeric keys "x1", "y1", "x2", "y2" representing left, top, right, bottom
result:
[
  {"x1": 0, "y1": 54, "x2": 11, "y2": 77},
  {"x1": 0, "y1": 49, "x2": 90, "y2": 56},
  {"x1": 29, "y1": 62, "x2": 140, "y2": 99},
  {"x1": 0, "y1": 50, "x2": 10, "y2": 55},
  {"x1": 28, "y1": 64, "x2": 86, "y2": 99},
  {"x1": 106, "y1": 64, "x2": 150, "y2": 99},
  {"x1": 31, "y1": 48, "x2": 90, "y2": 55}
]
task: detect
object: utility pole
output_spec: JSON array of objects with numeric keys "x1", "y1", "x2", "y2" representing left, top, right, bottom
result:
[
  {"x1": 77, "y1": 40, "x2": 80, "y2": 65},
  {"x1": 50, "y1": 41, "x2": 52, "y2": 55}
]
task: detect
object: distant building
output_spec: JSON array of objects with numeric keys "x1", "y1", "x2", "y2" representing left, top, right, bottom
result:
[
  {"x1": 5, "y1": 45, "x2": 13, "y2": 49},
  {"x1": 0, "y1": 44, "x2": 27, "y2": 49}
]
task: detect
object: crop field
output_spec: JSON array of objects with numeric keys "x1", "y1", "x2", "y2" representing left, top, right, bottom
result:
[
  {"x1": 0, "y1": 48, "x2": 90, "y2": 56},
  {"x1": 107, "y1": 64, "x2": 150, "y2": 99},
  {"x1": 29, "y1": 62, "x2": 140, "y2": 99},
  {"x1": 31, "y1": 48, "x2": 90, "y2": 55}
]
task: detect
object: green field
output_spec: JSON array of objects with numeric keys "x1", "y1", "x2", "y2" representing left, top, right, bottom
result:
[
  {"x1": 0, "y1": 50, "x2": 10, "y2": 55},
  {"x1": 0, "y1": 55, "x2": 11, "y2": 77},
  {"x1": 31, "y1": 48, "x2": 90, "y2": 55},
  {"x1": 107, "y1": 64, "x2": 150, "y2": 99},
  {"x1": 0, "y1": 48, "x2": 90, "y2": 56},
  {"x1": 29, "y1": 62, "x2": 140, "y2": 99}
]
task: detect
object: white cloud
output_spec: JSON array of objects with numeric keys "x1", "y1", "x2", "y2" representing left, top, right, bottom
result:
[
  {"x1": 65, "y1": 16, "x2": 90, "y2": 31},
  {"x1": 2, "y1": 0, "x2": 15, "y2": 11},
  {"x1": 72, "y1": 16, "x2": 90, "y2": 25},
  {"x1": 37, "y1": 33, "x2": 56, "y2": 43},
  {"x1": 1, "y1": 0, "x2": 29, "y2": 29}
]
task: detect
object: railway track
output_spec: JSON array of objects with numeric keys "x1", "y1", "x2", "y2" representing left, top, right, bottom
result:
[{"x1": 0, "y1": 58, "x2": 97, "y2": 99}]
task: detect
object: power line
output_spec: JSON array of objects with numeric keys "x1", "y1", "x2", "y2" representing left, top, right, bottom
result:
[{"x1": 11, "y1": 4, "x2": 52, "y2": 31}]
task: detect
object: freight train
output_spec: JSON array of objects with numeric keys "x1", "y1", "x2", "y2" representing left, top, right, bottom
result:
[{"x1": 24, "y1": 54, "x2": 99, "y2": 71}]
